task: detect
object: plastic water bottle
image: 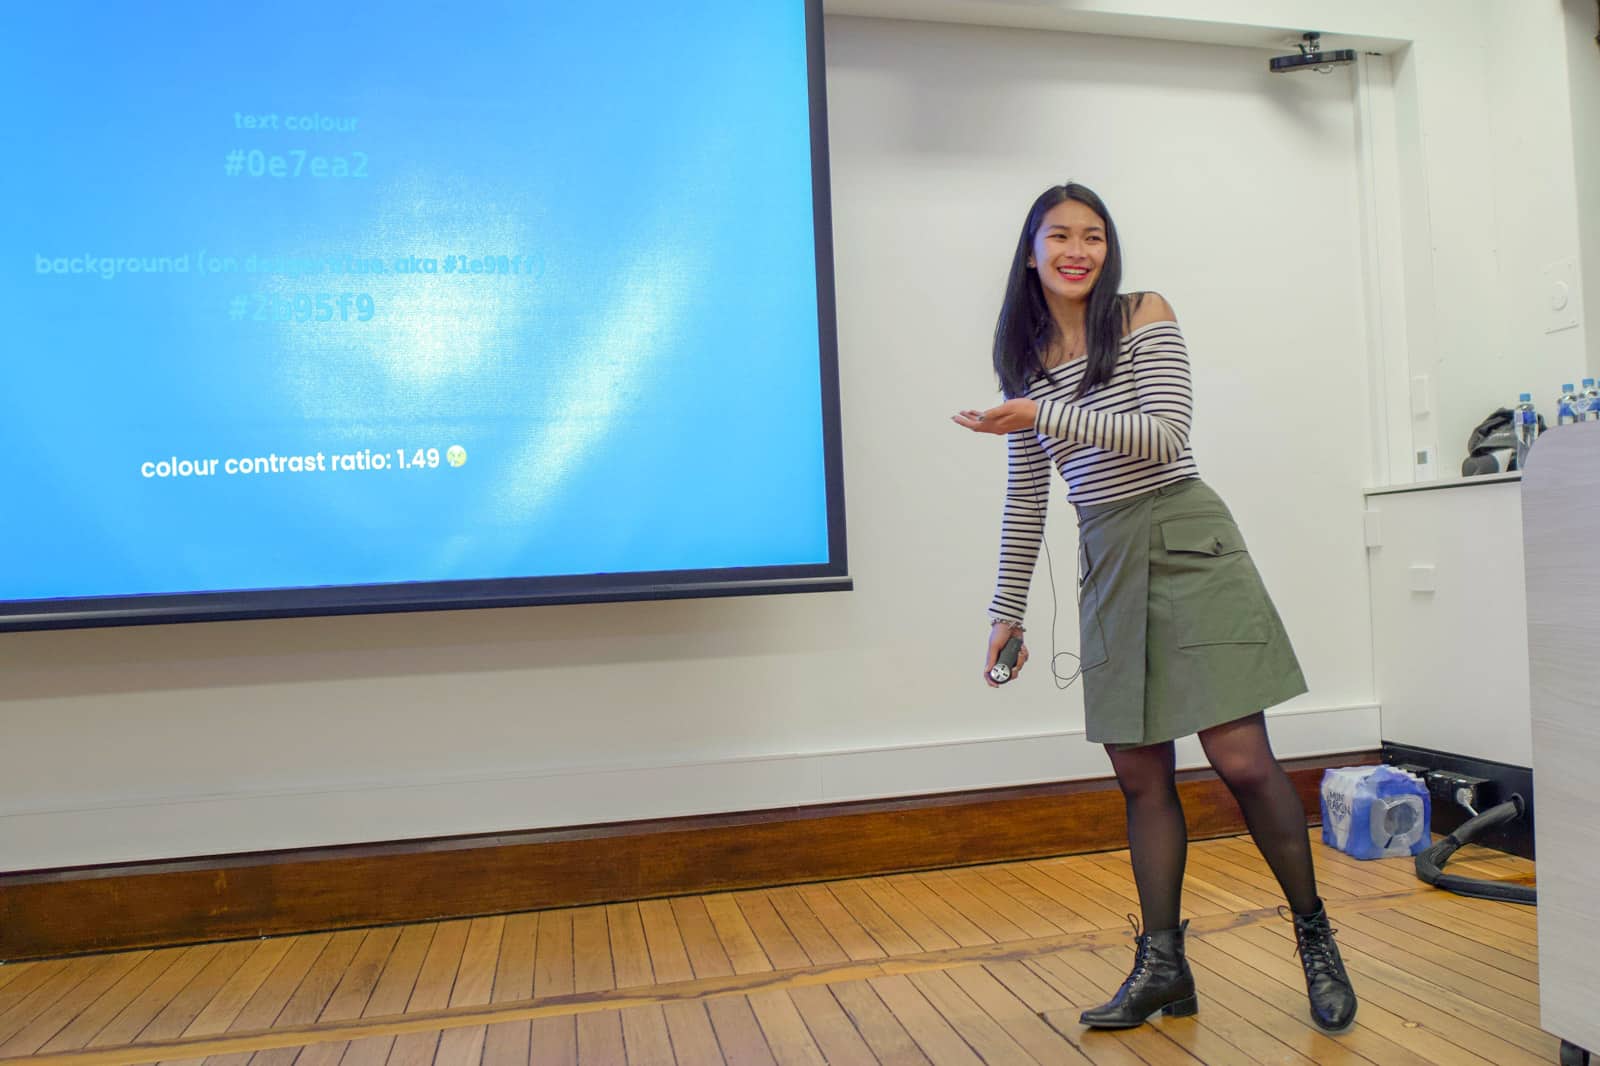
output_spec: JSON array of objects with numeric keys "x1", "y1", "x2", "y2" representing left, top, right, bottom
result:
[
  {"x1": 1557, "y1": 384, "x2": 1581, "y2": 426},
  {"x1": 1513, "y1": 393, "x2": 1538, "y2": 469},
  {"x1": 1582, "y1": 378, "x2": 1600, "y2": 421}
]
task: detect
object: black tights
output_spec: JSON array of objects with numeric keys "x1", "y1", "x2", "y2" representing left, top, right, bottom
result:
[{"x1": 1107, "y1": 712, "x2": 1319, "y2": 931}]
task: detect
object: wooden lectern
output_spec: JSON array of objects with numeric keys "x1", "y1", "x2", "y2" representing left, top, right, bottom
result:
[{"x1": 1521, "y1": 421, "x2": 1598, "y2": 1066}]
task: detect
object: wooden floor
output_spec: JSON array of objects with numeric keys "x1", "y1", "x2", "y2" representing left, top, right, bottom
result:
[{"x1": 0, "y1": 832, "x2": 1549, "y2": 1066}]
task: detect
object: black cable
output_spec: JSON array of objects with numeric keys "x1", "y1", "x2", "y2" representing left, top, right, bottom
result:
[
  {"x1": 1414, "y1": 795, "x2": 1535, "y2": 905},
  {"x1": 1034, "y1": 470, "x2": 1083, "y2": 690}
]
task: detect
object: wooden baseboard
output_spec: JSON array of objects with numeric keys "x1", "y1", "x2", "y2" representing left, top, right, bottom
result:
[{"x1": 0, "y1": 751, "x2": 1376, "y2": 961}]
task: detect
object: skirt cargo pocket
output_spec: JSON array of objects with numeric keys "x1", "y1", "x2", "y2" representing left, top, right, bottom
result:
[{"x1": 1159, "y1": 514, "x2": 1272, "y2": 647}]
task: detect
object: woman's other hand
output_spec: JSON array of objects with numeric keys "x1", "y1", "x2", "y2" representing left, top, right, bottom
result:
[
  {"x1": 984, "y1": 621, "x2": 1029, "y2": 687},
  {"x1": 953, "y1": 398, "x2": 1039, "y2": 434}
]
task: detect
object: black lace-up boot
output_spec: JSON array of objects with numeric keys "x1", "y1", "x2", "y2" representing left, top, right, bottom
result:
[
  {"x1": 1288, "y1": 900, "x2": 1358, "y2": 1031},
  {"x1": 1079, "y1": 917, "x2": 1197, "y2": 1029}
]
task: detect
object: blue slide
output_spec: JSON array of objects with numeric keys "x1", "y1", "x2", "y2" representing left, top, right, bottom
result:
[{"x1": 1, "y1": 2, "x2": 840, "y2": 620}]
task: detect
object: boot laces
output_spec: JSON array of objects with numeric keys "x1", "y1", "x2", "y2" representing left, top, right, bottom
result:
[
  {"x1": 1119, "y1": 914, "x2": 1151, "y2": 989},
  {"x1": 1280, "y1": 906, "x2": 1341, "y2": 978}
]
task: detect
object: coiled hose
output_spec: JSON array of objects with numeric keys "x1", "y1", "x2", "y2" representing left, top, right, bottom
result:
[{"x1": 1414, "y1": 795, "x2": 1535, "y2": 905}]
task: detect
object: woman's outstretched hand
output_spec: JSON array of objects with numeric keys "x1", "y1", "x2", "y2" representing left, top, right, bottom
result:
[{"x1": 952, "y1": 398, "x2": 1039, "y2": 434}]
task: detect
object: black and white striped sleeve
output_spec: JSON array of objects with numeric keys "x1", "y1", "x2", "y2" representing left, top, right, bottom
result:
[
  {"x1": 987, "y1": 427, "x2": 1052, "y2": 625},
  {"x1": 1031, "y1": 323, "x2": 1193, "y2": 462}
]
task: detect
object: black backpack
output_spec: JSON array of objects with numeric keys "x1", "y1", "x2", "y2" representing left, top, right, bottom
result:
[{"x1": 1462, "y1": 407, "x2": 1544, "y2": 475}]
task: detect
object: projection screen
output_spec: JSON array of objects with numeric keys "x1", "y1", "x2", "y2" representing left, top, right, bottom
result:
[{"x1": 0, "y1": 0, "x2": 849, "y2": 632}]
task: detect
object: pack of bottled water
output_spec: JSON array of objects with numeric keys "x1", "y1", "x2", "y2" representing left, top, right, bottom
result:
[{"x1": 1320, "y1": 765, "x2": 1431, "y2": 860}]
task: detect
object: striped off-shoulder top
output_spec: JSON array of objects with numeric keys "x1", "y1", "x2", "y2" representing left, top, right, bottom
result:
[{"x1": 988, "y1": 319, "x2": 1198, "y2": 626}]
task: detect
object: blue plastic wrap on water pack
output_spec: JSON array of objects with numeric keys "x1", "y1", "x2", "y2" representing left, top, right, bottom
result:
[{"x1": 1320, "y1": 765, "x2": 1431, "y2": 859}]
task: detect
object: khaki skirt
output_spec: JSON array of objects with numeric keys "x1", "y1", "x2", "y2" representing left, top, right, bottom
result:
[{"x1": 1074, "y1": 477, "x2": 1307, "y2": 748}]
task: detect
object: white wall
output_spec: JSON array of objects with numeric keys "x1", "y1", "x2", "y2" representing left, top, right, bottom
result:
[
  {"x1": 1435, "y1": 0, "x2": 1587, "y2": 469},
  {"x1": 824, "y1": 17, "x2": 1377, "y2": 716},
  {"x1": 831, "y1": 0, "x2": 1592, "y2": 483},
  {"x1": 844, "y1": 0, "x2": 1599, "y2": 770},
  {"x1": 1366, "y1": 1, "x2": 1591, "y2": 772},
  {"x1": 1566, "y1": 0, "x2": 1600, "y2": 380},
  {"x1": 0, "y1": 14, "x2": 1383, "y2": 871}
]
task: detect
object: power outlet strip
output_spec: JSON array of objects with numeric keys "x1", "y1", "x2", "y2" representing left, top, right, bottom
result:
[{"x1": 1381, "y1": 743, "x2": 1534, "y2": 858}]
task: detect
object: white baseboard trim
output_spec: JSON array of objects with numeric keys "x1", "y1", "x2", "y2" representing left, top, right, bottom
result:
[{"x1": 0, "y1": 703, "x2": 1379, "y2": 872}]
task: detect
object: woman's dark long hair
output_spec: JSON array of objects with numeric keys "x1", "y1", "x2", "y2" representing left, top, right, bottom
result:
[{"x1": 992, "y1": 183, "x2": 1129, "y2": 400}]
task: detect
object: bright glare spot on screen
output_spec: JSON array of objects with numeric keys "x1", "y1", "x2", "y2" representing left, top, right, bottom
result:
[
  {"x1": 495, "y1": 255, "x2": 691, "y2": 516},
  {"x1": 264, "y1": 177, "x2": 536, "y2": 416}
]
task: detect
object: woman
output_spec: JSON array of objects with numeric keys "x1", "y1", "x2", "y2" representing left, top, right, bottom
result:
[{"x1": 952, "y1": 183, "x2": 1358, "y2": 1033}]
